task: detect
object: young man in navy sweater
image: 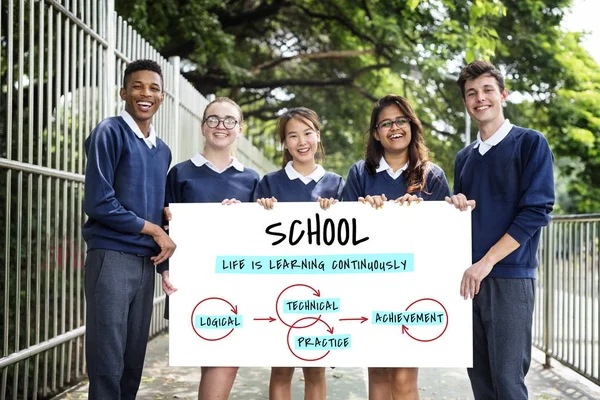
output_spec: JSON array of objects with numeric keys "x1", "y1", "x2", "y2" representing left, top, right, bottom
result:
[
  {"x1": 83, "y1": 59, "x2": 176, "y2": 399},
  {"x1": 447, "y1": 60, "x2": 554, "y2": 399}
]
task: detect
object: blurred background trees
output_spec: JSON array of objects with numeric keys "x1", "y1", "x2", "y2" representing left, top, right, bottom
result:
[{"x1": 117, "y1": 0, "x2": 600, "y2": 213}]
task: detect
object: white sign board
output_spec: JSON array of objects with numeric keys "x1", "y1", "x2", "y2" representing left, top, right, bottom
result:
[{"x1": 168, "y1": 202, "x2": 472, "y2": 367}]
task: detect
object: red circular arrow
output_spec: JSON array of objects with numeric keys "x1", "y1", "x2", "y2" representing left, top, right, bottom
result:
[
  {"x1": 402, "y1": 298, "x2": 449, "y2": 342},
  {"x1": 286, "y1": 316, "x2": 332, "y2": 362},
  {"x1": 276, "y1": 284, "x2": 322, "y2": 328},
  {"x1": 191, "y1": 297, "x2": 239, "y2": 341}
]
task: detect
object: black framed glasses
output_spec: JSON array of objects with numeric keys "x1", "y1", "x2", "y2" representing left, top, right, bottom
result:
[
  {"x1": 376, "y1": 117, "x2": 411, "y2": 131},
  {"x1": 203, "y1": 115, "x2": 239, "y2": 130}
]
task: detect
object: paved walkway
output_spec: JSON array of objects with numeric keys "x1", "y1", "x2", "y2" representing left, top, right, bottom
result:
[{"x1": 56, "y1": 333, "x2": 600, "y2": 399}]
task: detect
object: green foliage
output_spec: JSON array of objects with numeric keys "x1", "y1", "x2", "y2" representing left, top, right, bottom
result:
[{"x1": 116, "y1": 0, "x2": 599, "y2": 213}]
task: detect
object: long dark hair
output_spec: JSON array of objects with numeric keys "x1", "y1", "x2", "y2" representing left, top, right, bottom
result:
[
  {"x1": 276, "y1": 107, "x2": 325, "y2": 168},
  {"x1": 365, "y1": 94, "x2": 430, "y2": 194}
]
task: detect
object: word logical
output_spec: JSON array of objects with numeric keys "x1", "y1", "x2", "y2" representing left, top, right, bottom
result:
[{"x1": 194, "y1": 315, "x2": 243, "y2": 329}]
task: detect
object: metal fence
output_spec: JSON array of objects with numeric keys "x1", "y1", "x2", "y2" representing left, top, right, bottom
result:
[
  {"x1": 533, "y1": 214, "x2": 600, "y2": 386},
  {"x1": 0, "y1": 0, "x2": 275, "y2": 398}
]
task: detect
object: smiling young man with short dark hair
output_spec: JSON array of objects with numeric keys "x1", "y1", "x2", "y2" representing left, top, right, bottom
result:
[
  {"x1": 447, "y1": 60, "x2": 555, "y2": 399},
  {"x1": 83, "y1": 59, "x2": 176, "y2": 399}
]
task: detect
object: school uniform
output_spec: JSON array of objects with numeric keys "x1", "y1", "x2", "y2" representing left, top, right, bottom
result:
[
  {"x1": 256, "y1": 162, "x2": 343, "y2": 377},
  {"x1": 453, "y1": 119, "x2": 555, "y2": 399},
  {"x1": 159, "y1": 153, "x2": 260, "y2": 317},
  {"x1": 342, "y1": 158, "x2": 450, "y2": 201},
  {"x1": 254, "y1": 161, "x2": 344, "y2": 201},
  {"x1": 83, "y1": 110, "x2": 171, "y2": 400}
]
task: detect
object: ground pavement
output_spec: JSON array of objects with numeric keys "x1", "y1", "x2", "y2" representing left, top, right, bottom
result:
[{"x1": 55, "y1": 333, "x2": 600, "y2": 400}]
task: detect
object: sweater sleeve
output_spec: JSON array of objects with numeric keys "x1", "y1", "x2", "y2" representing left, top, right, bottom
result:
[
  {"x1": 83, "y1": 124, "x2": 145, "y2": 234},
  {"x1": 342, "y1": 163, "x2": 364, "y2": 201},
  {"x1": 254, "y1": 175, "x2": 272, "y2": 200},
  {"x1": 165, "y1": 166, "x2": 180, "y2": 205},
  {"x1": 335, "y1": 176, "x2": 345, "y2": 200},
  {"x1": 426, "y1": 165, "x2": 451, "y2": 200},
  {"x1": 452, "y1": 151, "x2": 466, "y2": 196},
  {"x1": 249, "y1": 171, "x2": 261, "y2": 202},
  {"x1": 157, "y1": 164, "x2": 180, "y2": 275},
  {"x1": 506, "y1": 133, "x2": 555, "y2": 245}
]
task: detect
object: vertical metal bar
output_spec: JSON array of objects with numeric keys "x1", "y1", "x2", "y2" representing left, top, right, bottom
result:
[
  {"x1": 84, "y1": 0, "x2": 98, "y2": 376},
  {"x1": 568, "y1": 222, "x2": 575, "y2": 364},
  {"x1": 90, "y1": 0, "x2": 97, "y2": 131},
  {"x1": 104, "y1": 0, "x2": 115, "y2": 118},
  {"x1": 546, "y1": 222, "x2": 554, "y2": 364},
  {"x1": 33, "y1": 0, "x2": 46, "y2": 397},
  {"x1": 2, "y1": 0, "x2": 14, "y2": 395},
  {"x1": 0, "y1": 0, "x2": 3, "y2": 393},
  {"x1": 550, "y1": 222, "x2": 556, "y2": 360},
  {"x1": 584, "y1": 222, "x2": 589, "y2": 375},
  {"x1": 579, "y1": 222, "x2": 584, "y2": 371},
  {"x1": 66, "y1": 0, "x2": 77, "y2": 383},
  {"x1": 574, "y1": 222, "x2": 580, "y2": 369},
  {"x1": 75, "y1": 0, "x2": 86, "y2": 380},
  {"x1": 23, "y1": 0, "x2": 36, "y2": 396},
  {"x1": 543, "y1": 225, "x2": 550, "y2": 357},
  {"x1": 59, "y1": 6, "x2": 71, "y2": 387},
  {"x1": 43, "y1": 4, "x2": 54, "y2": 396},
  {"x1": 590, "y1": 222, "x2": 600, "y2": 377},
  {"x1": 13, "y1": 0, "x2": 26, "y2": 397},
  {"x1": 170, "y1": 56, "x2": 180, "y2": 164},
  {"x1": 561, "y1": 222, "x2": 569, "y2": 361},
  {"x1": 560, "y1": 222, "x2": 566, "y2": 361},
  {"x1": 52, "y1": 5, "x2": 62, "y2": 392}
]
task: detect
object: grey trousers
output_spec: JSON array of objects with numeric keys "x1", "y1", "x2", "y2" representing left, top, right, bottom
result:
[
  {"x1": 84, "y1": 249, "x2": 155, "y2": 400},
  {"x1": 468, "y1": 277, "x2": 535, "y2": 400}
]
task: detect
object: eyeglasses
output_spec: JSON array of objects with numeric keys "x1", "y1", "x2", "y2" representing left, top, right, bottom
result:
[
  {"x1": 376, "y1": 117, "x2": 411, "y2": 131},
  {"x1": 203, "y1": 115, "x2": 239, "y2": 130}
]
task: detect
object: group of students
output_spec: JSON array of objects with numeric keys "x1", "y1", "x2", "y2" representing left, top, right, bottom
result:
[{"x1": 82, "y1": 58, "x2": 554, "y2": 400}]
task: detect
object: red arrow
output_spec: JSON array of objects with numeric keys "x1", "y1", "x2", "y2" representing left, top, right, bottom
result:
[
  {"x1": 402, "y1": 298, "x2": 449, "y2": 342},
  {"x1": 327, "y1": 326, "x2": 334, "y2": 334},
  {"x1": 339, "y1": 316, "x2": 368, "y2": 324},
  {"x1": 231, "y1": 305, "x2": 238, "y2": 315},
  {"x1": 276, "y1": 284, "x2": 322, "y2": 328},
  {"x1": 254, "y1": 317, "x2": 276, "y2": 323}
]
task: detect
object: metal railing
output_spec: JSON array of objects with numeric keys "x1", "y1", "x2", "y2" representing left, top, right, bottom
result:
[
  {"x1": 533, "y1": 214, "x2": 600, "y2": 386},
  {"x1": 0, "y1": 0, "x2": 275, "y2": 399}
]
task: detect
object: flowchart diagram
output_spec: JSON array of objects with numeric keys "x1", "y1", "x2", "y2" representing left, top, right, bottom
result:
[
  {"x1": 168, "y1": 202, "x2": 472, "y2": 368},
  {"x1": 190, "y1": 283, "x2": 449, "y2": 362}
]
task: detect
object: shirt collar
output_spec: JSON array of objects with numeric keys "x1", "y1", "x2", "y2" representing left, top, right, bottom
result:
[
  {"x1": 120, "y1": 109, "x2": 157, "y2": 147},
  {"x1": 284, "y1": 161, "x2": 325, "y2": 183},
  {"x1": 190, "y1": 152, "x2": 244, "y2": 172},
  {"x1": 474, "y1": 119, "x2": 513, "y2": 148},
  {"x1": 376, "y1": 157, "x2": 409, "y2": 174}
]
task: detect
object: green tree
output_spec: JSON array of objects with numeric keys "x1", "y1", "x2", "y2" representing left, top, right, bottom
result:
[{"x1": 117, "y1": 0, "x2": 599, "y2": 213}]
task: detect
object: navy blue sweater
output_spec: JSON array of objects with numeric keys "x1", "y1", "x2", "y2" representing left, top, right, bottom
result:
[
  {"x1": 453, "y1": 125, "x2": 555, "y2": 278},
  {"x1": 158, "y1": 160, "x2": 260, "y2": 274},
  {"x1": 254, "y1": 169, "x2": 344, "y2": 201},
  {"x1": 82, "y1": 116, "x2": 171, "y2": 256},
  {"x1": 342, "y1": 160, "x2": 450, "y2": 201},
  {"x1": 165, "y1": 161, "x2": 260, "y2": 203}
]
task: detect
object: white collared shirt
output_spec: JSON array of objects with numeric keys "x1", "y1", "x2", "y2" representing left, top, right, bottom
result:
[
  {"x1": 284, "y1": 161, "x2": 325, "y2": 185},
  {"x1": 190, "y1": 152, "x2": 244, "y2": 173},
  {"x1": 120, "y1": 110, "x2": 157, "y2": 149},
  {"x1": 474, "y1": 119, "x2": 514, "y2": 155},
  {"x1": 376, "y1": 157, "x2": 408, "y2": 180}
]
